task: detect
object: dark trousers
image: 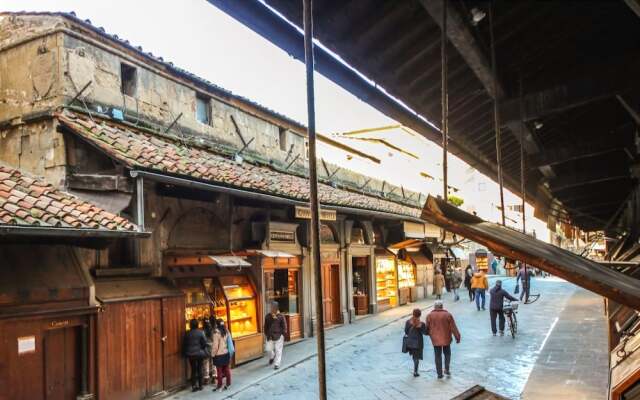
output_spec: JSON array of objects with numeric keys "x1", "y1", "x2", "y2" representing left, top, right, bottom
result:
[
  {"x1": 490, "y1": 309, "x2": 505, "y2": 334},
  {"x1": 467, "y1": 287, "x2": 474, "y2": 301},
  {"x1": 433, "y1": 345, "x2": 451, "y2": 377},
  {"x1": 189, "y1": 357, "x2": 204, "y2": 388},
  {"x1": 216, "y1": 365, "x2": 231, "y2": 388},
  {"x1": 411, "y1": 351, "x2": 420, "y2": 373},
  {"x1": 520, "y1": 284, "x2": 530, "y2": 302}
]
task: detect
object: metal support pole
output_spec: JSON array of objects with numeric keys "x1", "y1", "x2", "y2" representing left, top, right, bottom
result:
[
  {"x1": 303, "y1": 1, "x2": 327, "y2": 399},
  {"x1": 441, "y1": 0, "x2": 448, "y2": 201},
  {"x1": 489, "y1": 5, "x2": 506, "y2": 226},
  {"x1": 79, "y1": 324, "x2": 89, "y2": 396},
  {"x1": 519, "y1": 77, "x2": 526, "y2": 234}
]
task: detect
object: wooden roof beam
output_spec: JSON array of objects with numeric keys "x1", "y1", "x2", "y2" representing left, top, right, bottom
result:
[{"x1": 624, "y1": 0, "x2": 640, "y2": 18}]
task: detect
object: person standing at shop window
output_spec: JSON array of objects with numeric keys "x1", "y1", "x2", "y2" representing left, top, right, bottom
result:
[
  {"x1": 212, "y1": 319, "x2": 232, "y2": 391},
  {"x1": 264, "y1": 300, "x2": 287, "y2": 369},
  {"x1": 183, "y1": 319, "x2": 208, "y2": 392}
]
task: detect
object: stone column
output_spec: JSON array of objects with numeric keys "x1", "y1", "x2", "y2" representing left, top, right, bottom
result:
[
  {"x1": 345, "y1": 246, "x2": 355, "y2": 322},
  {"x1": 369, "y1": 247, "x2": 378, "y2": 314}
]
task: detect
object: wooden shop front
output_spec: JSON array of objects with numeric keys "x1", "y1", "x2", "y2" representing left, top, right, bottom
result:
[
  {"x1": 320, "y1": 224, "x2": 343, "y2": 326},
  {"x1": 0, "y1": 245, "x2": 96, "y2": 400},
  {"x1": 165, "y1": 254, "x2": 263, "y2": 365}
]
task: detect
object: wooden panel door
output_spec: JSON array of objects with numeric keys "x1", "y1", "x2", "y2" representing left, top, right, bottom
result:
[
  {"x1": 44, "y1": 327, "x2": 79, "y2": 400},
  {"x1": 321, "y1": 264, "x2": 333, "y2": 324},
  {"x1": 162, "y1": 296, "x2": 185, "y2": 390},
  {"x1": 330, "y1": 265, "x2": 341, "y2": 324}
]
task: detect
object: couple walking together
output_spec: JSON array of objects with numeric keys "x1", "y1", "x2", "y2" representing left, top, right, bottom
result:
[{"x1": 404, "y1": 301, "x2": 461, "y2": 379}]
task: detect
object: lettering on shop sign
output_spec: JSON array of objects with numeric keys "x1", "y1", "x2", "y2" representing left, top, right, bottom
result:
[
  {"x1": 18, "y1": 336, "x2": 36, "y2": 355},
  {"x1": 294, "y1": 206, "x2": 337, "y2": 221},
  {"x1": 270, "y1": 230, "x2": 295, "y2": 243},
  {"x1": 50, "y1": 320, "x2": 70, "y2": 328}
]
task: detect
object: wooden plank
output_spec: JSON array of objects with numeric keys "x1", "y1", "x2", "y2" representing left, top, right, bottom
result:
[
  {"x1": 162, "y1": 296, "x2": 186, "y2": 390},
  {"x1": 67, "y1": 174, "x2": 133, "y2": 193}
]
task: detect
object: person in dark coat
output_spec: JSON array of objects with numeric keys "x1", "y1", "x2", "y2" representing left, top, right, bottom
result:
[
  {"x1": 463, "y1": 265, "x2": 474, "y2": 302},
  {"x1": 183, "y1": 319, "x2": 208, "y2": 391},
  {"x1": 516, "y1": 263, "x2": 533, "y2": 302},
  {"x1": 489, "y1": 280, "x2": 518, "y2": 336},
  {"x1": 404, "y1": 308, "x2": 428, "y2": 377},
  {"x1": 264, "y1": 301, "x2": 287, "y2": 369}
]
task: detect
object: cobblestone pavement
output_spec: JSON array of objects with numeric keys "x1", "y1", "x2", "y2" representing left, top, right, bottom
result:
[{"x1": 174, "y1": 277, "x2": 607, "y2": 400}]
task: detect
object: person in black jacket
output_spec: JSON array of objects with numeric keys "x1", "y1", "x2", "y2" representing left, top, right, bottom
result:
[
  {"x1": 489, "y1": 280, "x2": 518, "y2": 336},
  {"x1": 463, "y1": 265, "x2": 474, "y2": 302},
  {"x1": 264, "y1": 301, "x2": 287, "y2": 369},
  {"x1": 183, "y1": 319, "x2": 208, "y2": 391},
  {"x1": 404, "y1": 308, "x2": 428, "y2": 377}
]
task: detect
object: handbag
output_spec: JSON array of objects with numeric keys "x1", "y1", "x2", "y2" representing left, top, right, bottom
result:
[
  {"x1": 226, "y1": 334, "x2": 235, "y2": 357},
  {"x1": 514, "y1": 285, "x2": 520, "y2": 294},
  {"x1": 402, "y1": 335, "x2": 409, "y2": 353}
]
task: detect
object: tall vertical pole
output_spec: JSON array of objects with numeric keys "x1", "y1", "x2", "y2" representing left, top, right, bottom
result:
[
  {"x1": 489, "y1": 5, "x2": 506, "y2": 226},
  {"x1": 441, "y1": 0, "x2": 448, "y2": 202},
  {"x1": 519, "y1": 77, "x2": 526, "y2": 234},
  {"x1": 303, "y1": 0, "x2": 327, "y2": 398}
]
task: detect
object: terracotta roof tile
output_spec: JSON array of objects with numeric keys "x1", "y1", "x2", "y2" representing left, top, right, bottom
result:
[
  {"x1": 58, "y1": 111, "x2": 421, "y2": 218},
  {"x1": 0, "y1": 163, "x2": 138, "y2": 231}
]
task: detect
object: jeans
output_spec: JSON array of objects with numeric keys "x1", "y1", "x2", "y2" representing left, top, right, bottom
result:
[
  {"x1": 468, "y1": 287, "x2": 475, "y2": 301},
  {"x1": 490, "y1": 309, "x2": 505, "y2": 334},
  {"x1": 474, "y1": 289, "x2": 486, "y2": 310},
  {"x1": 433, "y1": 345, "x2": 451, "y2": 377},
  {"x1": 188, "y1": 357, "x2": 204, "y2": 389},
  {"x1": 215, "y1": 365, "x2": 231, "y2": 388},
  {"x1": 452, "y1": 287, "x2": 459, "y2": 301}
]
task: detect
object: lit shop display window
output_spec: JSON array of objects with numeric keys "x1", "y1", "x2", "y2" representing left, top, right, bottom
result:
[
  {"x1": 219, "y1": 275, "x2": 258, "y2": 338},
  {"x1": 398, "y1": 260, "x2": 417, "y2": 288},
  {"x1": 376, "y1": 258, "x2": 398, "y2": 307}
]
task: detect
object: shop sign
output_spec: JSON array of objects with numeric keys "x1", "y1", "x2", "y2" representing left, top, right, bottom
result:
[
  {"x1": 294, "y1": 206, "x2": 336, "y2": 221},
  {"x1": 50, "y1": 320, "x2": 70, "y2": 328},
  {"x1": 270, "y1": 230, "x2": 296, "y2": 243},
  {"x1": 17, "y1": 336, "x2": 36, "y2": 355}
]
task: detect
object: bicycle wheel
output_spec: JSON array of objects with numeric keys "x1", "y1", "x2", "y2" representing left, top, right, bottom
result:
[{"x1": 509, "y1": 314, "x2": 516, "y2": 338}]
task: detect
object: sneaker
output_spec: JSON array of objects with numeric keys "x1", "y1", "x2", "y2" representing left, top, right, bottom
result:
[
  {"x1": 493, "y1": 333, "x2": 496, "y2": 336},
  {"x1": 437, "y1": 375, "x2": 444, "y2": 379},
  {"x1": 213, "y1": 386, "x2": 222, "y2": 392},
  {"x1": 192, "y1": 387, "x2": 198, "y2": 393},
  {"x1": 445, "y1": 370, "x2": 451, "y2": 377},
  {"x1": 413, "y1": 372, "x2": 420, "y2": 377},
  {"x1": 223, "y1": 385, "x2": 229, "y2": 391},
  {"x1": 482, "y1": 307, "x2": 486, "y2": 311},
  {"x1": 274, "y1": 365, "x2": 279, "y2": 370},
  {"x1": 499, "y1": 331, "x2": 504, "y2": 336},
  {"x1": 269, "y1": 358, "x2": 274, "y2": 365}
]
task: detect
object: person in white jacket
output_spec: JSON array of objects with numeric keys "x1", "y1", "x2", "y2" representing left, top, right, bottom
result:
[{"x1": 211, "y1": 319, "x2": 232, "y2": 391}]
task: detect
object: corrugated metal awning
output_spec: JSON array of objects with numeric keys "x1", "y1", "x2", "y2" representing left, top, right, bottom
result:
[
  {"x1": 449, "y1": 247, "x2": 466, "y2": 260},
  {"x1": 209, "y1": 256, "x2": 252, "y2": 268},
  {"x1": 421, "y1": 195, "x2": 640, "y2": 310}
]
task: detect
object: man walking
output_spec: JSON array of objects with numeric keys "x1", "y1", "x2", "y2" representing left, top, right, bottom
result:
[
  {"x1": 489, "y1": 280, "x2": 518, "y2": 336},
  {"x1": 264, "y1": 301, "x2": 287, "y2": 369},
  {"x1": 451, "y1": 266, "x2": 462, "y2": 302},
  {"x1": 516, "y1": 263, "x2": 533, "y2": 303},
  {"x1": 470, "y1": 270, "x2": 489, "y2": 311},
  {"x1": 426, "y1": 300, "x2": 461, "y2": 379}
]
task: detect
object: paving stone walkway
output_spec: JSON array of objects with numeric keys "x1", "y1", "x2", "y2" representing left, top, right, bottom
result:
[{"x1": 173, "y1": 276, "x2": 608, "y2": 400}]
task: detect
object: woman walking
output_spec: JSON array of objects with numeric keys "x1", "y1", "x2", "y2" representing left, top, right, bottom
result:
[
  {"x1": 182, "y1": 319, "x2": 208, "y2": 392},
  {"x1": 433, "y1": 268, "x2": 445, "y2": 300},
  {"x1": 404, "y1": 308, "x2": 428, "y2": 377},
  {"x1": 212, "y1": 318, "x2": 232, "y2": 392},
  {"x1": 463, "y1": 265, "x2": 474, "y2": 302}
]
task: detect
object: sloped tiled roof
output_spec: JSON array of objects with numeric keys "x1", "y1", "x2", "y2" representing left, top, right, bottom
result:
[
  {"x1": 0, "y1": 163, "x2": 137, "y2": 231},
  {"x1": 57, "y1": 111, "x2": 421, "y2": 218}
]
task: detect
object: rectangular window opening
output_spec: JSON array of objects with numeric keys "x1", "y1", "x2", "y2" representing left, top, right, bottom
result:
[
  {"x1": 120, "y1": 63, "x2": 137, "y2": 96},
  {"x1": 279, "y1": 127, "x2": 288, "y2": 152},
  {"x1": 196, "y1": 94, "x2": 211, "y2": 125}
]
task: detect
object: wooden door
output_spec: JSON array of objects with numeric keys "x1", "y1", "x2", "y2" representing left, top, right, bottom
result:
[
  {"x1": 321, "y1": 264, "x2": 341, "y2": 325},
  {"x1": 44, "y1": 327, "x2": 79, "y2": 400},
  {"x1": 162, "y1": 297, "x2": 185, "y2": 390}
]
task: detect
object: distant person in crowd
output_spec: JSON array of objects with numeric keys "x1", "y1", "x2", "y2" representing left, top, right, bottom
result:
[
  {"x1": 444, "y1": 265, "x2": 454, "y2": 293},
  {"x1": 264, "y1": 301, "x2": 287, "y2": 369},
  {"x1": 491, "y1": 258, "x2": 499, "y2": 275},
  {"x1": 212, "y1": 318, "x2": 232, "y2": 391},
  {"x1": 183, "y1": 319, "x2": 208, "y2": 392},
  {"x1": 404, "y1": 308, "x2": 428, "y2": 377},
  {"x1": 464, "y1": 265, "x2": 474, "y2": 302},
  {"x1": 489, "y1": 280, "x2": 518, "y2": 336},
  {"x1": 452, "y1": 267, "x2": 463, "y2": 302},
  {"x1": 203, "y1": 319, "x2": 215, "y2": 385},
  {"x1": 516, "y1": 263, "x2": 534, "y2": 302},
  {"x1": 470, "y1": 270, "x2": 489, "y2": 311},
  {"x1": 425, "y1": 300, "x2": 461, "y2": 379},
  {"x1": 433, "y1": 268, "x2": 446, "y2": 300}
]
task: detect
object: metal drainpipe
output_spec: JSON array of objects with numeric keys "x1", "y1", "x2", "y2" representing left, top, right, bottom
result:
[
  {"x1": 303, "y1": 0, "x2": 327, "y2": 398},
  {"x1": 441, "y1": 0, "x2": 448, "y2": 202},
  {"x1": 519, "y1": 77, "x2": 526, "y2": 234},
  {"x1": 490, "y1": 4, "x2": 506, "y2": 226},
  {"x1": 79, "y1": 324, "x2": 89, "y2": 396}
]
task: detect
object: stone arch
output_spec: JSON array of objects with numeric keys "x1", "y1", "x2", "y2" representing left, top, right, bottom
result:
[{"x1": 167, "y1": 207, "x2": 228, "y2": 250}]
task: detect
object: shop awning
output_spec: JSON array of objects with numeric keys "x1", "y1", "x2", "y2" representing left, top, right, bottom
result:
[
  {"x1": 421, "y1": 195, "x2": 640, "y2": 309},
  {"x1": 408, "y1": 251, "x2": 432, "y2": 265},
  {"x1": 254, "y1": 250, "x2": 296, "y2": 258},
  {"x1": 389, "y1": 239, "x2": 423, "y2": 250},
  {"x1": 210, "y1": 256, "x2": 252, "y2": 268},
  {"x1": 96, "y1": 278, "x2": 183, "y2": 303},
  {"x1": 449, "y1": 247, "x2": 467, "y2": 260}
]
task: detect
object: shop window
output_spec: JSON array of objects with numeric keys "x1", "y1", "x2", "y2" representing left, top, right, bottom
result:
[
  {"x1": 120, "y1": 63, "x2": 137, "y2": 96},
  {"x1": 398, "y1": 260, "x2": 417, "y2": 288},
  {"x1": 196, "y1": 94, "x2": 211, "y2": 125},
  {"x1": 219, "y1": 275, "x2": 258, "y2": 338},
  {"x1": 376, "y1": 257, "x2": 397, "y2": 308},
  {"x1": 279, "y1": 127, "x2": 288, "y2": 151},
  {"x1": 265, "y1": 269, "x2": 299, "y2": 314}
]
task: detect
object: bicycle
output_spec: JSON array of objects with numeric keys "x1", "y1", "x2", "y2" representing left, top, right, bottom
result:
[{"x1": 503, "y1": 300, "x2": 519, "y2": 339}]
